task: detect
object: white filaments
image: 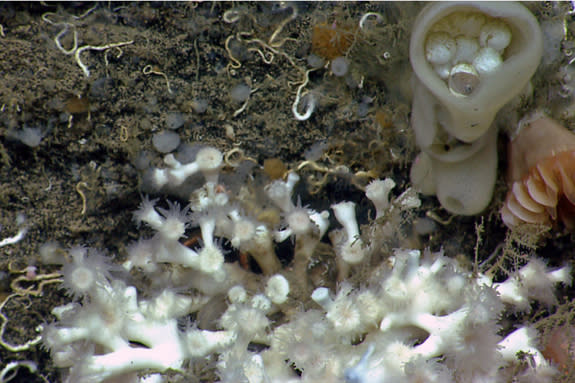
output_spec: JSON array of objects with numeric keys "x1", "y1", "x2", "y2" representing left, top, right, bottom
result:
[
  {"x1": 359, "y1": 12, "x2": 384, "y2": 31},
  {"x1": 425, "y1": 12, "x2": 512, "y2": 96},
  {"x1": 292, "y1": 69, "x2": 317, "y2": 121},
  {"x1": 0, "y1": 213, "x2": 28, "y2": 248}
]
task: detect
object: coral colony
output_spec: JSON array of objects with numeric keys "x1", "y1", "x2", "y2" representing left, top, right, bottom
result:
[
  {"x1": 2, "y1": 2, "x2": 567, "y2": 383},
  {"x1": 41, "y1": 143, "x2": 572, "y2": 383}
]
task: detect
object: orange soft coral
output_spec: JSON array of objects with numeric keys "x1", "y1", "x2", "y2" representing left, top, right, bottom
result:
[
  {"x1": 501, "y1": 114, "x2": 575, "y2": 229},
  {"x1": 311, "y1": 22, "x2": 355, "y2": 60},
  {"x1": 542, "y1": 325, "x2": 575, "y2": 374}
]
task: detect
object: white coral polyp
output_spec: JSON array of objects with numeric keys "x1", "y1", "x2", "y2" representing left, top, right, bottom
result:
[{"x1": 198, "y1": 246, "x2": 224, "y2": 274}]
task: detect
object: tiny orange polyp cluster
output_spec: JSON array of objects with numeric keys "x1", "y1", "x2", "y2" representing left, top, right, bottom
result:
[{"x1": 311, "y1": 22, "x2": 355, "y2": 60}]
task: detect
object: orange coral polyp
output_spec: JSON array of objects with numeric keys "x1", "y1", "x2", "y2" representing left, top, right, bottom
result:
[
  {"x1": 541, "y1": 325, "x2": 575, "y2": 373},
  {"x1": 311, "y1": 23, "x2": 355, "y2": 60},
  {"x1": 502, "y1": 115, "x2": 575, "y2": 230}
]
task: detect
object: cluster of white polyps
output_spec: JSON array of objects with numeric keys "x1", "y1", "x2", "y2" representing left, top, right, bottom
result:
[
  {"x1": 339, "y1": 250, "x2": 571, "y2": 383},
  {"x1": 43, "y1": 246, "x2": 237, "y2": 383},
  {"x1": 42, "y1": 145, "x2": 572, "y2": 383}
]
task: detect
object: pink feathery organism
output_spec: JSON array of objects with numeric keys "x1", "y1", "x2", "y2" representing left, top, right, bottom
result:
[
  {"x1": 501, "y1": 113, "x2": 575, "y2": 230},
  {"x1": 541, "y1": 325, "x2": 575, "y2": 373}
]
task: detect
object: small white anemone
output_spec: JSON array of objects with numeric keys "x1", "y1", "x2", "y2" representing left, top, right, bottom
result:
[
  {"x1": 156, "y1": 200, "x2": 191, "y2": 240},
  {"x1": 133, "y1": 196, "x2": 161, "y2": 227},
  {"x1": 124, "y1": 238, "x2": 157, "y2": 272},
  {"x1": 196, "y1": 147, "x2": 223, "y2": 173},
  {"x1": 285, "y1": 207, "x2": 314, "y2": 236},
  {"x1": 231, "y1": 217, "x2": 257, "y2": 248},
  {"x1": 265, "y1": 275, "x2": 290, "y2": 305},
  {"x1": 62, "y1": 247, "x2": 112, "y2": 300},
  {"x1": 198, "y1": 245, "x2": 225, "y2": 274}
]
